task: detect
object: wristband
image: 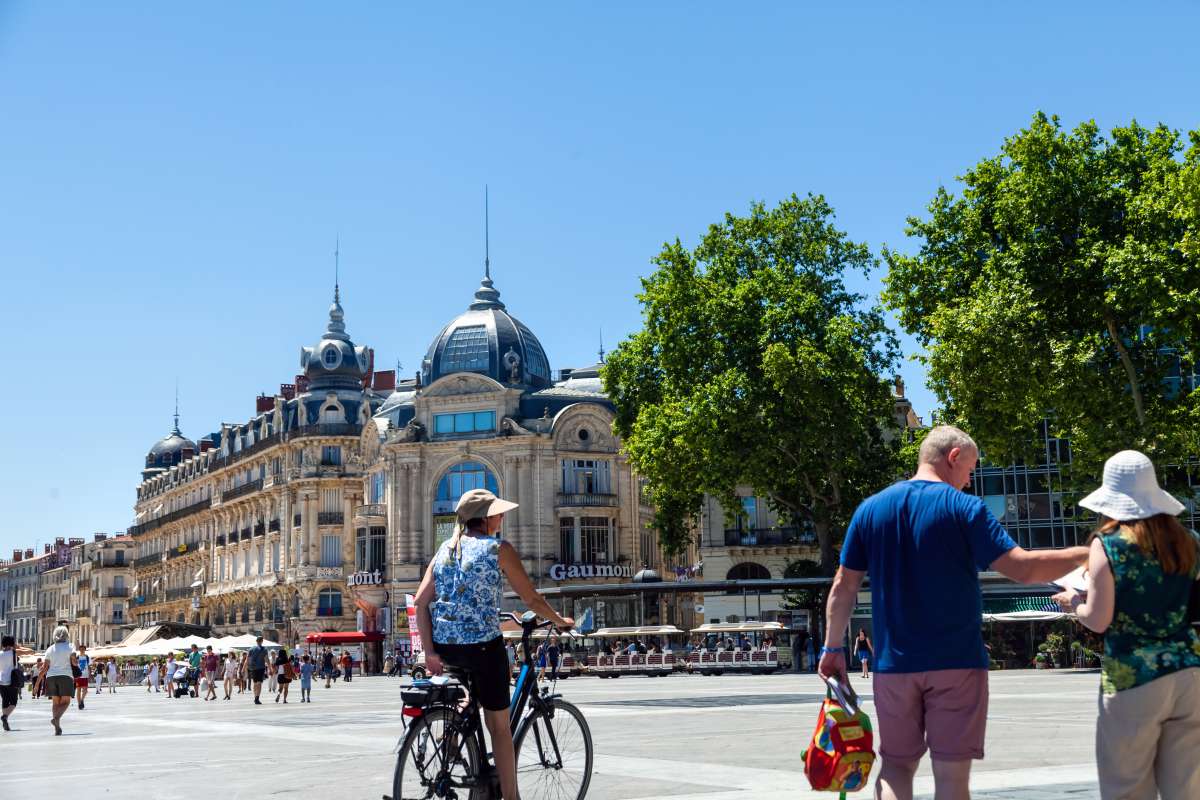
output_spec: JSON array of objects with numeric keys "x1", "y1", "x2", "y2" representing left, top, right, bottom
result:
[{"x1": 820, "y1": 646, "x2": 847, "y2": 656}]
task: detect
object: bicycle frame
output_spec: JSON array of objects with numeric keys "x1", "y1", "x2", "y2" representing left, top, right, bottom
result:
[{"x1": 404, "y1": 611, "x2": 567, "y2": 797}]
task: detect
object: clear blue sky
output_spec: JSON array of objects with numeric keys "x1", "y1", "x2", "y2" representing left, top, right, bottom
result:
[{"x1": 2, "y1": 2, "x2": 1197, "y2": 554}]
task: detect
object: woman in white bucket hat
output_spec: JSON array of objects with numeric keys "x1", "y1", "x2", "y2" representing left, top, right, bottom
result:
[{"x1": 1053, "y1": 450, "x2": 1200, "y2": 800}]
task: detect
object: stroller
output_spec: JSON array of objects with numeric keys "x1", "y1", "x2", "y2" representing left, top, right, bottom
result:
[{"x1": 172, "y1": 666, "x2": 191, "y2": 698}]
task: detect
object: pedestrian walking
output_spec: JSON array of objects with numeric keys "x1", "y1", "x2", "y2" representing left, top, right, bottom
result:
[
  {"x1": 38, "y1": 626, "x2": 78, "y2": 736},
  {"x1": 274, "y1": 648, "x2": 293, "y2": 703},
  {"x1": 341, "y1": 651, "x2": 353, "y2": 682},
  {"x1": 223, "y1": 652, "x2": 238, "y2": 700},
  {"x1": 298, "y1": 655, "x2": 315, "y2": 703},
  {"x1": 247, "y1": 636, "x2": 269, "y2": 705},
  {"x1": 75, "y1": 644, "x2": 91, "y2": 709},
  {"x1": 106, "y1": 658, "x2": 118, "y2": 693},
  {"x1": 821, "y1": 425, "x2": 1088, "y2": 800},
  {"x1": 187, "y1": 644, "x2": 202, "y2": 697},
  {"x1": 1, "y1": 635, "x2": 21, "y2": 731},
  {"x1": 267, "y1": 650, "x2": 279, "y2": 695},
  {"x1": 322, "y1": 648, "x2": 335, "y2": 688},
  {"x1": 237, "y1": 651, "x2": 247, "y2": 694},
  {"x1": 164, "y1": 655, "x2": 176, "y2": 697},
  {"x1": 201, "y1": 646, "x2": 219, "y2": 701},
  {"x1": 148, "y1": 658, "x2": 160, "y2": 693},
  {"x1": 854, "y1": 630, "x2": 874, "y2": 678},
  {"x1": 1052, "y1": 450, "x2": 1200, "y2": 799}
]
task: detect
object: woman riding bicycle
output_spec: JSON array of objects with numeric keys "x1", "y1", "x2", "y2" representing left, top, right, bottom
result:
[{"x1": 415, "y1": 488, "x2": 573, "y2": 800}]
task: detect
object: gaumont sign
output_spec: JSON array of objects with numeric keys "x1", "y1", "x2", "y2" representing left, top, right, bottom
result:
[
  {"x1": 547, "y1": 563, "x2": 633, "y2": 581},
  {"x1": 347, "y1": 569, "x2": 384, "y2": 587}
]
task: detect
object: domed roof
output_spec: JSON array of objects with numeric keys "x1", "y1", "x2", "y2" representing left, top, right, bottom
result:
[
  {"x1": 632, "y1": 567, "x2": 662, "y2": 583},
  {"x1": 144, "y1": 411, "x2": 196, "y2": 473},
  {"x1": 149, "y1": 429, "x2": 195, "y2": 458},
  {"x1": 422, "y1": 272, "x2": 551, "y2": 389},
  {"x1": 299, "y1": 286, "x2": 370, "y2": 392}
]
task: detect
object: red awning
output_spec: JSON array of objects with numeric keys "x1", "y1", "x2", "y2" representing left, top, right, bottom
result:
[{"x1": 305, "y1": 631, "x2": 385, "y2": 645}]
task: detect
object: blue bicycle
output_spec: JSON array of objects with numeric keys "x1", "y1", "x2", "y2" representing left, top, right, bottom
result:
[{"x1": 390, "y1": 611, "x2": 593, "y2": 800}]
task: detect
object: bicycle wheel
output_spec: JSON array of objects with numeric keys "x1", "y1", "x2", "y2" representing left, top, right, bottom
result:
[
  {"x1": 513, "y1": 698, "x2": 593, "y2": 800},
  {"x1": 393, "y1": 707, "x2": 483, "y2": 800}
]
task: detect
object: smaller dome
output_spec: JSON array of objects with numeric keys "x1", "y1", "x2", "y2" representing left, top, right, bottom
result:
[
  {"x1": 632, "y1": 568, "x2": 661, "y2": 583},
  {"x1": 299, "y1": 286, "x2": 370, "y2": 392},
  {"x1": 149, "y1": 430, "x2": 195, "y2": 458}
]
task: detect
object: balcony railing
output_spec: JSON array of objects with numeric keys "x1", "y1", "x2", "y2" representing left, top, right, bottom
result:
[
  {"x1": 75, "y1": 609, "x2": 90, "y2": 619},
  {"x1": 127, "y1": 496, "x2": 212, "y2": 537},
  {"x1": 165, "y1": 587, "x2": 193, "y2": 601},
  {"x1": 222, "y1": 478, "x2": 264, "y2": 504},
  {"x1": 253, "y1": 523, "x2": 265, "y2": 537},
  {"x1": 204, "y1": 431, "x2": 283, "y2": 476},
  {"x1": 556, "y1": 492, "x2": 619, "y2": 508},
  {"x1": 134, "y1": 553, "x2": 163, "y2": 568},
  {"x1": 354, "y1": 503, "x2": 387, "y2": 519},
  {"x1": 102, "y1": 587, "x2": 130, "y2": 598},
  {"x1": 316, "y1": 607, "x2": 344, "y2": 617},
  {"x1": 318, "y1": 511, "x2": 344, "y2": 526},
  {"x1": 94, "y1": 557, "x2": 130, "y2": 569},
  {"x1": 290, "y1": 423, "x2": 362, "y2": 440},
  {"x1": 268, "y1": 518, "x2": 280, "y2": 532},
  {"x1": 721, "y1": 526, "x2": 814, "y2": 547}
]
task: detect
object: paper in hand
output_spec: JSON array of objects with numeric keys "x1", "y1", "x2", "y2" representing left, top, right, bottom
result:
[{"x1": 1052, "y1": 566, "x2": 1088, "y2": 593}]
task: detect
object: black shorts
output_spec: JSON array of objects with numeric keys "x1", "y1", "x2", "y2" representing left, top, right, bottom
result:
[
  {"x1": 250, "y1": 668, "x2": 266, "y2": 683},
  {"x1": 1, "y1": 684, "x2": 17, "y2": 709},
  {"x1": 434, "y1": 636, "x2": 510, "y2": 712}
]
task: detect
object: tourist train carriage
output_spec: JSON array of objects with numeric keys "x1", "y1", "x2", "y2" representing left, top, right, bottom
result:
[
  {"x1": 587, "y1": 625, "x2": 686, "y2": 678},
  {"x1": 688, "y1": 622, "x2": 784, "y2": 675},
  {"x1": 501, "y1": 624, "x2": 585, "y2": 677}
]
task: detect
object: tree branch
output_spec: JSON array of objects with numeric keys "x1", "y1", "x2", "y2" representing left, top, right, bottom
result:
[{"x1": 1104, "y1": 315, "x2": 1146, "y2": 429}]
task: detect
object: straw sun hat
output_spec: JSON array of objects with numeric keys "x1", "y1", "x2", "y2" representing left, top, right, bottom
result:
[
  {"x1": 1078, "y1": 450, "x2": 1185, "y2": 522},
  {"x1": 454, "y1": 488, "x2": 518, "y2": 525}
]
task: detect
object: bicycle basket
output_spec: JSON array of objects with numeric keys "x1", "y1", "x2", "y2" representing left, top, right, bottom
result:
[{"x1": 402, "y1": 679, "x2": 465, "y2": 709}]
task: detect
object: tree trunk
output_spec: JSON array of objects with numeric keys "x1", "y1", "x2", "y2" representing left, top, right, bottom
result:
[
  {"x1": 815, "y1": 517, "x2": 837, "y2": 576},
  {"x1": 1104, "y1": 316, "x2": 1146, "y2": 428}
]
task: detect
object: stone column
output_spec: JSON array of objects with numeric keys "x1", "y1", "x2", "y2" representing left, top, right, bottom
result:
[
  {"x1": 504, "y1": 457, "x2": 520, "y2": 531},
  {"x1": 343, "y1": 489, "x2": 355, "y2": 569},
  {"x1": 397, "y1": 463, "x2": 410, "y2": 564},
  {"x1": 300, "y1": 492, "x2": 312, "y2": 566},
  {"x1": 281, "y1": 490, "x2": 293, "y2": 569},
  {"x1": 520, "y1": 455, "x2": 535, "y2": 553},
  {"x1": 409, "y1": 463, "x2": 424, "y2": 562}
]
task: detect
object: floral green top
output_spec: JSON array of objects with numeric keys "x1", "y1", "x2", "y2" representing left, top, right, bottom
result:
[{"x1": 1099, "y1": 528, "x2": 1200, "y2": 695}]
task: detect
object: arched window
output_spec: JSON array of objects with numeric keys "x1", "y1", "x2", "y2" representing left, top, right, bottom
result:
[
  {"x1": 318, "y1": 589, "x2": 342, "y2": 617},
  {"x1": 215, "y1": 604, "x2": 226, "y2": 626},
  {"x1": 241, "y1": 604, "x2": 250, "y2": 624},
  {"x1": 254, "y1": 602, "x2": 264, "y2": 622},
  {"x1": 271, "y1": 598, "x2": 283, "y2": 624},
  {"x1": 291, "y1": 591, "x2": 301, "y2": 618},
  {"x1": 433, "y1": 461, "x2": 499, "y2": 548},
  {"x1": 320, "y1": 405, "x2": 342, "y2": 424},
  {"x1": 725, "y1": 562, "x2": 771, "y2": 593}
]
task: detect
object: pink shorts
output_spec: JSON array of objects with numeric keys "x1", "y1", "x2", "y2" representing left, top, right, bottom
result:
[{"x1": 872, "y1": 668, "x2": 989, "y2": 762}]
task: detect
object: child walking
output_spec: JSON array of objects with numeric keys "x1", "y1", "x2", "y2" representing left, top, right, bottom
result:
[{"x1": 299, "y1": 654, "x2": 315, "y2": 703}]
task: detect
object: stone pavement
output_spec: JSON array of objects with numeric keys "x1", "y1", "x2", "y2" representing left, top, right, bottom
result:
[{"x1": 0, "y1": 670, "x2": 1101, "y2": 799}]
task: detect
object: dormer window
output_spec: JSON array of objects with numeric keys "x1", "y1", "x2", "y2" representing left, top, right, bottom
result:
[{"x1": 322, "y1": 346, "x2": 341, "y2": 368}]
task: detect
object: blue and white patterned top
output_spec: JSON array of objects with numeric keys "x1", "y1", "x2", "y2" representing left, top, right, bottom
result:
[{"x1": 431, "y1": 533, "x2": 503, "y2": 645}]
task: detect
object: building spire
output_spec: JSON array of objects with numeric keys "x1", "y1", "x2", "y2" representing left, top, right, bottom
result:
[
  {"x1": 334, "y1": 235, "x2": 341, "y2": 304},
  {"x1": 173, "y1": 380, "x2": 181, "y2": 435},
  {"x1": 470, "y1": 185, "x2": 505, "y2": 311},
  {"x1": 598, "y1": 328, "x2": 606, "y2": 364}
]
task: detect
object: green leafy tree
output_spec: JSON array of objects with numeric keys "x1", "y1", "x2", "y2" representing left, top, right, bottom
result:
[
  {"x1": 884, "y1": 113, "x2": 1200, "y2": 479},
  {"x1": 604, "y1": 194, "x2": 901, "y2": 572}
]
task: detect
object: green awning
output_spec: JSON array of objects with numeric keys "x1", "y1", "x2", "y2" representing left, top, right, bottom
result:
[{"x1": 982, "y1": 595, "x2": 1057, "y2": 614}]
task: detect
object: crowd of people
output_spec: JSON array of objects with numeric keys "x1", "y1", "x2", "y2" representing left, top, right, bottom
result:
[{"x1": 0, "y1": 630, "x2": 364, "y2": 734}]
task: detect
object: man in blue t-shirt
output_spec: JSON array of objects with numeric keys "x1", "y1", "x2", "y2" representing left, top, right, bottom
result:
[{"x1": 820, "y1": 426, "x2": 1087, "y2": 800}]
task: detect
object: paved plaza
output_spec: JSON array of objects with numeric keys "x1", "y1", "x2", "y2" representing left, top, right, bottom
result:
[{"x1": 2, "y1": 670, "x2": 1099, "y2": 799}]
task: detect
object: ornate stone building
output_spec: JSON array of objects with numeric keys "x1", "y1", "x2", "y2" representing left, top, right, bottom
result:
[
  {"x1": 360, "y1": 268, "x2": 693, "y2": 665},
  {"x1": 128, "y1": 287, "x2": 383, "y2": 647}
]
